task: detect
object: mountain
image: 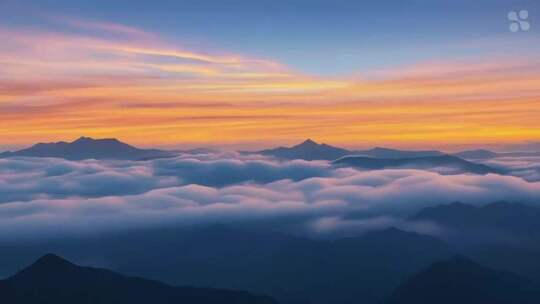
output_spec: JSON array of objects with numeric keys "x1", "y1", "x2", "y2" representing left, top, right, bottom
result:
[
  {"x1": 452, "y1": 149, "x2": 540, "y2": 160},
  {"x1": 497, "y1": 151, "x2": 540, "y2": 157},
  {"x1": 0, "y1": 226, "x2": 453, "y2": 304},
  {"x1": 0, "y1": 137, "x2": 175, "y2": 160},
  {"x1": 257, "y1": 139, "x2": 449, "y2": 161},
  {"x1": 333, "y1": 154, "x2": 499, "y2": 174},
  {"x1": 112, "y1": 227, "x2": 452, "y2": 304},
  {"x1": 387, "y1": 256, "x2": 540, "y2": 304},
  {"x1": 0, "y1": 253, "x2": 277, "y2": 304},
  {"x1": 413, "y1": 201, "x2": 540, "y2": 237},
  {"x1": 412, "y1": 201, "x2": 540, "y2": 278},
  {"x1": 258, "y1": 139, "x2": 353, "y2": 160},
  {"x1": 453, "y1": 149, "x2": 499, "y2": 160},
  {"x1": 358, "y1": 147, "x2": 444, "y2": 159},
  {"x1": 257, "y1": 139, "x2": 540, "y2": 163}
]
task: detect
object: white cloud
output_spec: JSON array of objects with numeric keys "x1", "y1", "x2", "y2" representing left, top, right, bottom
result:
[{"x1": 1, "y1": 154, "x2": 540, "y2": 240}]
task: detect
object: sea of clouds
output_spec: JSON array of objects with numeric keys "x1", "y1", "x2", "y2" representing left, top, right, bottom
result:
[{"x1": 1, "y1": 152, "x2": 540, "y2": 240}]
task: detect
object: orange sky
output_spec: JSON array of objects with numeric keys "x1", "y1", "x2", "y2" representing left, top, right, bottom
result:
[{"x1": 1, "y1": 19, "x2": 540, "y2": 151}]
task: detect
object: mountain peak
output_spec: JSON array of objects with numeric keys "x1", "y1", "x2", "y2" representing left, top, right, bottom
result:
[
  {"x1": 35, "y1": 253, "x2": 71, "y2": 264},
  {"x1": 5, "y1": 253, "x2": 279, "y2": 304},
  {"x1": 9, "y1": 253, "x2": 78, "y2": 284},
  {"x1": 28, "y1": 253, "x2": 75, "y2": 271},
  {"x1": 258, "y1": 139, "x2": 352, "y2": 160},
  {"x1": 298, "y1": 138, "x2": 319, "y2": 146}
]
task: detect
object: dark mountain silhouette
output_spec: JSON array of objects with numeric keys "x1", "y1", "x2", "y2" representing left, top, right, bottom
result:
[
  {"x1": 257, "y1": 139, "x2": 448, "y2": 161},
  {"x1": 0, "y1": 226, "x2": 453, "y2": 304},
  {"x1": 453, "y1": 149, "x2": 499, "y2": 160},
  {"x1": 333, "y1": 154, "x2": 499, "y2": 174},
  {"x1": 412, "y1": 201, "x2": 540, "y2": 279},
  {"x1": 358, "y1": 147, "x2": 444, "y2": 159},
  {"x1": 0, "y1": 136, "x2": 175, "y2": 160},
  {"x1": 258, "y1": 139, "x2": 539, "y2": 163},
  {"x1": 387, "y1": 256, "x2": 540, "y2": 304},
  {"x1": 258, "y1": 139, "x2": 352, "y2": 160},
  {"x1": 0, "y1": 253, "x2": 277, "y2": 304}
]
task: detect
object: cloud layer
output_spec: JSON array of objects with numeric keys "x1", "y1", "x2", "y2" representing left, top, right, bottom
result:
[{"x1": 2, "y1": 153, "x2": 540, "y2": 240}]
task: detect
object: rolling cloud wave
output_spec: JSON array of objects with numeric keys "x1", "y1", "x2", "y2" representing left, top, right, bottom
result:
[{"x1": 1, "y1": 153, "x2": 540, "y2": 240}]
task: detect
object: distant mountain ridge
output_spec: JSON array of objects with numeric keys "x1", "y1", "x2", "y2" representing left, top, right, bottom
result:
[
  {"x1": 453, "y1": 149, "x2": 499, "y2": 159},
  {"x1": 359, "y1": 147, "x2": 444, "y2": 158},
  {"x1": 0, "y1": 137, "x2": 175, "y2": 160},
  {"x1": 257, "y1": 139, "x2": 447, "y2": 161},
  {"x1": 257, "y1": 139, "x2": 537, "y2": 162},
  {"x1": 0, "y1": 253, "x2": 277, "y2": 304},
  {"x1": 3, "y1": 137, "x2": 538, "y2": 162},
  {"x1": 454, "y1": 149, "x2": 540, "y2": 160},
  {"x1": 333, "y1": 154, "x2": 499, "y2": 175}
]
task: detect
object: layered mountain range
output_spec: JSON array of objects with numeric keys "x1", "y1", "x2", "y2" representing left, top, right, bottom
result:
[{"x1": 3, "y1": 137, "x2": 534, "y2": 162}]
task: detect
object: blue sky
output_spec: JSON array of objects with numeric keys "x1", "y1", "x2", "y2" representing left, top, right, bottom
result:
[{"x1": 1, "y1": 0, "x2": 538, "y2": 76}]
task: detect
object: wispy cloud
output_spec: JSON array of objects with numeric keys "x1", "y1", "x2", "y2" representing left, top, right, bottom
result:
[{"x1": 0, "y1": 16, "x2": 539, "y2": 149}]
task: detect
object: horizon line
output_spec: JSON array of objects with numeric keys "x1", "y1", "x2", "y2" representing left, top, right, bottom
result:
[{"x1": 2, "y1": 135, "x2": 540, "y2": 154}]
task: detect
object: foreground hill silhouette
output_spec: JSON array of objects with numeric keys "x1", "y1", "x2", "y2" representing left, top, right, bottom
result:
[
  {"x1": 104, "y1": 227, "x2": 452, "y2": 304},
  {"x1": 0, "y1": 253, "x2": 277, "y2": 304},
  {"x1": 0, "y1": 227, "x2": 453, "y2": 304},
  {"x1": 413, "y1": 201, "x2": 540, "y2": 278},
  {"x1": 387, "y1": 256, "x2": 540, "y2": 304},
  {"x1": 0, "y1": 136, "x2": 174, "y2": 160}
]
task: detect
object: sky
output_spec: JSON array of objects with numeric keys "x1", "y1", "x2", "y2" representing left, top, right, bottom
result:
[{"x1": 0, "y1": 0, "x2": 539, "y2": 151}]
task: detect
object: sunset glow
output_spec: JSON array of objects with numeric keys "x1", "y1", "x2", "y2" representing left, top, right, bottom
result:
[{"x1": 1, "y1": 3, "x2": 539, "y2": 151}]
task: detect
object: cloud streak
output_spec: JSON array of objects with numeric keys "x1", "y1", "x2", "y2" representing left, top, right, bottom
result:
[{"x1": 0, "y1": 15, "x2": 539, "y2": 149}]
